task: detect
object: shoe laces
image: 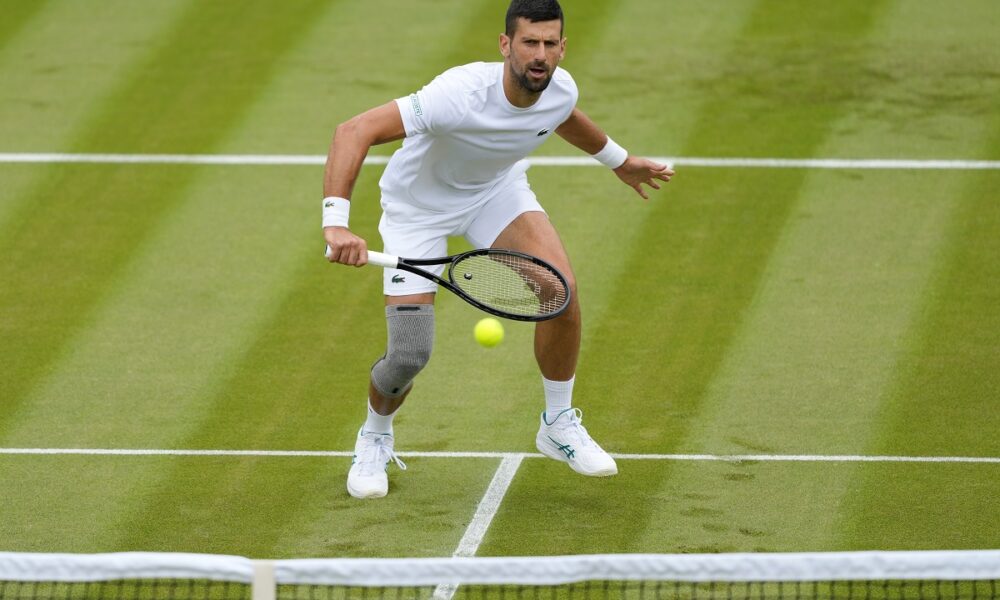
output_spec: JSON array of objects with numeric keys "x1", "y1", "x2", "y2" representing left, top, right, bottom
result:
[
  {"x1": 355, "y1": 432, "x2": 407, "y2": 476},
  {"x1": 549, "y1": 408, "x2": 597, "y2": 448}
]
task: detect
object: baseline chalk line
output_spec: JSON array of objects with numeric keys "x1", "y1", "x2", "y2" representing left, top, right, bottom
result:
[{"x1": 1, "y1": 448, "x2": 997, "y2": 463}]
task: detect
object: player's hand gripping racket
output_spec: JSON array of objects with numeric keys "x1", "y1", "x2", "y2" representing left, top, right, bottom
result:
[{"x1": 327, "y1": 247, "x2": 571, "y2": 321}]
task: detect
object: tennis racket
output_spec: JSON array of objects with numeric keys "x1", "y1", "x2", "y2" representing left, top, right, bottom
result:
[{"x1": 327, "y1": 246, "x2": 571, "y2": 321}]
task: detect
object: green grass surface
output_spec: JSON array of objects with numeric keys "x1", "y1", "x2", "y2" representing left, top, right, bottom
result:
[{"x1": 1, "y1": 0, "x2": 998, "y2": 559}]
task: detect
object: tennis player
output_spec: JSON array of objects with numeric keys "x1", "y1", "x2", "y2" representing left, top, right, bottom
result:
[{"x1": 323, "y1": 0, "x2": 673, "y2": 498}]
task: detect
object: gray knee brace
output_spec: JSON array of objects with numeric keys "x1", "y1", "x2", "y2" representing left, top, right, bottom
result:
[{"x1": 370, "y1": 304, "x2": 435, "y2": 398}]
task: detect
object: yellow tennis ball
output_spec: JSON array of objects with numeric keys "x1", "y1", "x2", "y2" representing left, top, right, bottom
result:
[{"x1": 474, "y1": 317, "x2": 504, "y2": 348}]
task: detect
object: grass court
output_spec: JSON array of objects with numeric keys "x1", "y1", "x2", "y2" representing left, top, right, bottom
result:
[{"x1": 0, "y1": 0, "x2": 998, "y2": 558}]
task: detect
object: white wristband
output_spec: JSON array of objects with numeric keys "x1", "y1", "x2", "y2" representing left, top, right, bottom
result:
[
  {"x1": 322, "y1": 196, "x2": 350, "y2": 228},
  {"x1": 592, "y1": 137, "x2": 628, "y2": 169}
]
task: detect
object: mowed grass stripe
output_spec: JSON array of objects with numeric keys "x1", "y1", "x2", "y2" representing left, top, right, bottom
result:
[
  {"x1": 838, "y1": 2, "x2": 1000, "y2": 456},
  {"x1": 0, "y1": 1, "x2": 191, "y2": 229},
  {"x1": 0, "y1": 0, "x2": 49, "y2": 52},
  {"x1": 837, "y1": 464, "x2": 1000, "y2": 551},
  {"x1": 877, "y1": 175, "x2": 1000, "y2": 456},
  {"x1": 661, "y1": 0, "x2": 1000, "y2": 475},
  {"x1": 657, "y1": 170, "x2": 964, "y2": 550},
  {"x1": 637, "y1": 0, "x2": 1000, "y2": 553},
  {"x1": 0, "y1": 0, "x2": 191, "y2": 152},
  {"x1": 0, "y1": 454, "x2": 501, "y2": 556},
  {"x1": 804, "y1": 1, "x2": 1000, "y2": 162},
  {"x1": 487, "y1": 0, "x2": 890, "y2": 556},
  {"x1": 0, "y1": 0, "x2": 332, "y2": 431},
  {"x1": 0, "y1": 169, "x2": 330, "y2": 449},
  {"x1": 0, "y1": 0, "x2": 341, "y2": 553},
  {"x1": 634, "y1": 0, "x2": 1000, "y2": 554},
  {"x1": 818, "y1": 3, "x2": 1000, "y2": 551},
  {"x1": 835, "y1": 168, "x2": 1000, "y2": 550}
]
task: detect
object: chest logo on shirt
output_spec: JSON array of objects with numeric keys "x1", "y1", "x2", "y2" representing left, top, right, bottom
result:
[{"x1": 536, "y1": 128, "x2": 551, "y2": 136}]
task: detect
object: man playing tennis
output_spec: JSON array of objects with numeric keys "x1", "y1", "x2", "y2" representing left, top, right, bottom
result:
[{"x1": 323, "y1": 0, "x2": 673, "y2": 498}]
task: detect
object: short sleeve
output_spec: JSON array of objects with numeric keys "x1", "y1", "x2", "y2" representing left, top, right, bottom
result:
[
  {"x1": 554, "y1": 68, "x2": 579, "y2": 126},
  {"x1": 395, "y1": 70, "x2": 470, "y2": 137}
]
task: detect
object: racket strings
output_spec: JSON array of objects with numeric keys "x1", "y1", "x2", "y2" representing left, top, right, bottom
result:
[{"x1": 451, "y1": 253, "x2": 568, "y2": 318}]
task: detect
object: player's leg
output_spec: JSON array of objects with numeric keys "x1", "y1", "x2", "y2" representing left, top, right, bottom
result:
[
  {"x1": 368, "y1": 292, "x2": 436, "y2": 423},
  {"x1": 491, "y1": 211, "x2": 580, "y2": 380},
  {"x1": 347, "y1": 206, "x2": 445, "y2": 499},
  {"x1": 466, "y1": 183, "x2": 617, "y2": 477},
  {"x1": 349, "y1": 292, "x2": 435, "y2": 500}
]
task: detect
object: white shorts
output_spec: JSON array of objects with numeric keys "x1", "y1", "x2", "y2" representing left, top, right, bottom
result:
[{"x1": 379, "y1": 174, "x2": 544, "y2": 296}]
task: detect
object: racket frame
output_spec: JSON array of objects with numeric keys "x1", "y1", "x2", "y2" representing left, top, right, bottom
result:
[{"x1": 370, "y1": 249, "x2": 571, "y2": 322}]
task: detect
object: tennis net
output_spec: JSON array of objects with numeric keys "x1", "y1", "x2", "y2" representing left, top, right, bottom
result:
[{"x1": 1, "y1": 551, "x2": 998, "y2": 600}]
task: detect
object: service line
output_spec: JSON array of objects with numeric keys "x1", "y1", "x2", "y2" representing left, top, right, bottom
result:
[{"x1": 1, "y1": 152, "x2": 999, "y2": 170}]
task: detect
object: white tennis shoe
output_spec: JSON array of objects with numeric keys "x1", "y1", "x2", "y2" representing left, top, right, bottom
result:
[
  {"x1": 347, "y1": 429, "x2": 406, "y2": 499},
  {"x1": 536, "y1": 408, "x2": 618, "y2": 477}
]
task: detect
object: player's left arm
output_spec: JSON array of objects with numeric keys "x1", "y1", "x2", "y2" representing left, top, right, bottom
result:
[{"x1": 555, "y1": 107, "x2": 674, "y2": 200}]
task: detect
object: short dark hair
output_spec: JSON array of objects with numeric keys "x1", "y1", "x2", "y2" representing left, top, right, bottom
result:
[{"x1": 505, "y1": 0, "x2": 564, "y2": 38}]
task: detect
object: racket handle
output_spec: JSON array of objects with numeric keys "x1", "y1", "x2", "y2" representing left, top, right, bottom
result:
[
  {"x1": 323, "y1": 245, "x2": 400, "y2": 268},
  {"x1": 366, "y1": 251, "x2": 400, "y2": 268}
]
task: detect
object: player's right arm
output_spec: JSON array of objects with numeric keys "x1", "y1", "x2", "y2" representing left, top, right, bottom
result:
[{"x1": 323, "y1": 101, "x2": 406, "y2": 267}]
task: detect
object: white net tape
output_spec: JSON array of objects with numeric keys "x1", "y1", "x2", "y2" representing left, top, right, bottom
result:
[
  {"x1": 0, "y1": 551, "x2": 253, "y2": 582},
  {"x1": 1, "y1": 551, "x2": 999, "y2": 588},
  {"x1": 275, "y1": 552, "x2": 1000, "y2": 587}
]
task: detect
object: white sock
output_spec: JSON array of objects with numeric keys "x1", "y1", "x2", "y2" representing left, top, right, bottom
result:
[
  {"x1": 542, "y1": 375, "x2": 574, "y2": 425},
  {"x1": 363, "y1": 399, "x2": 396, "y2": 435}
]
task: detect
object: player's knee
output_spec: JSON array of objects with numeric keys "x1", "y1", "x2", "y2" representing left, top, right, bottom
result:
[
  {"x1": 565, "y1": 273, "x2": 578, "y2": 299},
  {"x1": 370, "y1": 304, "x2": 435, "y2": 398},
  {"x1": 387, "y1": 342, "x2": 432, "y2": 378},
  {"x1": 559, "y1": 268, "x2": 578, "y2": 309}
]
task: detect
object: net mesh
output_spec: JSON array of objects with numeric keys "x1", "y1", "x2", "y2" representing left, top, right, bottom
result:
[
  {"x1": 272, "y1": 580, "x2": 1000, "y2": 600},
  {"x1": 0, "y1": 579, "x2": 250, "y2": 600},
  {"x1": 449, "y1": 252, "x2": 568, "y2": 319},
  {"x1": 1, "y1": 552, "x2": 998, "y2": 600}
]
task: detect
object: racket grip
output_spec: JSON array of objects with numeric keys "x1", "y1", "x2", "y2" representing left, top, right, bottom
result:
[
  {"x1": 366, "y1": 251, "x2": 400, "y2": 268},
  {"x1": 324, "y1": 246, "x2": 399, "y2": 268}
]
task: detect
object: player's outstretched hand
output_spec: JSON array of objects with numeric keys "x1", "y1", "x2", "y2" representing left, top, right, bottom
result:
[
  {"x1": 613, "y1": 156, "x2": 675, "y2": 200},
  {"x1": 324, "y1": 226, "x2": 368, "y2": 267}
]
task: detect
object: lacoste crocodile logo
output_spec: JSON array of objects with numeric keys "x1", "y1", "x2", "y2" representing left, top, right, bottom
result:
[
  {"x1": 391, "y1": 275, "x2": 406, "y2": 284},
  {"x1": 536, "y1": 128, "x2": 550, "y2": 136}
]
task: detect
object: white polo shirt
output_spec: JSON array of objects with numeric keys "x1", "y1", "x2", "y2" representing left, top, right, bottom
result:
[{"x1": 381, "y1": 61, "x2": 578, "y2": 213}]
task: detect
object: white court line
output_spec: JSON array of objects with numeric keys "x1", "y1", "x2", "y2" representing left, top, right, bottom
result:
[
  {"x1": 452, "y1": 454, "x2": 525, "y2": 557},
  {"x1": 1, "y1": 152, "x2": 999, "y2": 170},
  {"x1": 610, "y1": 453, "x2": 1000, "y2": 464},
  {"x1": 1, "y1": 447, "x2": 998, "y2": 463},
  {"x1": 432, "y1": 453, "x2": 525, "y2": 600}
]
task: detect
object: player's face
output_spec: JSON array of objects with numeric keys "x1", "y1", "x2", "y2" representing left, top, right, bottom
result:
[{"x1": 501, "y1": 18, "x2": 565, "y2": 94}]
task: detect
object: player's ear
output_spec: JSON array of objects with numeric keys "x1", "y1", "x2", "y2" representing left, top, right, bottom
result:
[
  {"x1": 499, "y1": 33, "x2": 510, "y2": 58},
  {"x1": 559, "y1": 36, "x2": 566, "y2": 60}
]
